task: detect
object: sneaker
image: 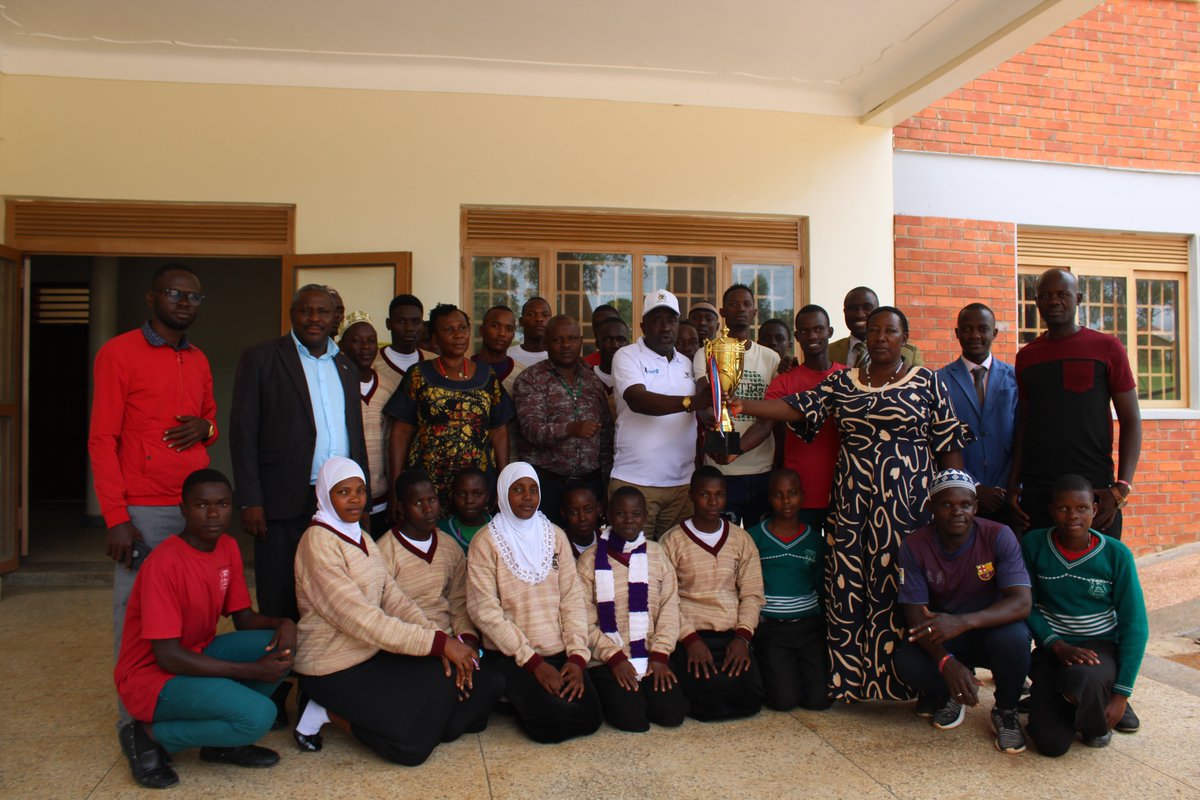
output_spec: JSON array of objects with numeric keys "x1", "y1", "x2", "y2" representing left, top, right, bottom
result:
[
  {"x1": 1082, "y1": 730, "x2": 1113, "y2": 748},
  {"x1": 931, "y1": 698, "x2": 965, "y2": 730},
  {"x1": 915, "y1": 691, "x2": 940, "y2": 718},
  {"x1": 990, "y1": 707, "x2": 1027, "y2": 754},
  {"x1": 1115, "y1": 702, "x2": 1140, "y2": 733}
]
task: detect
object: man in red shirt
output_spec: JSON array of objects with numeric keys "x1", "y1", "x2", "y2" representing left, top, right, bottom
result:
[
  {"x1": 88, "y1": 264, "x2": 218, "y2": 732},
  {"x1": 764, "y1": 305, "x2": 846, "y2": 530},
  {"x1": 116, "y1": 469, "x2": 295, "y2": 788}
]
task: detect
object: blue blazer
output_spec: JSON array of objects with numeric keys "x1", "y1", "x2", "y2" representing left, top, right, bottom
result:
[{"x1": 938, "y1": 357, "x2": 1018, "y2": 489}]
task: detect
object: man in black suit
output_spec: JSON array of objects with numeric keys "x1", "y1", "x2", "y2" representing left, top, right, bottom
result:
[{"x1": 231, "y1": 284, "x2": 368, "y2": 623}]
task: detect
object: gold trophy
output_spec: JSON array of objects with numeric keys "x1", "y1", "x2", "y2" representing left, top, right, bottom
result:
[{"x1": 703, "y1": 323, "x2": 745, "y2": 456}]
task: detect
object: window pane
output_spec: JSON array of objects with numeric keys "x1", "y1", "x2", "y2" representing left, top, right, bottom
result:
[
  {"x1": 731, "y1": 262, "x2": 795, "y2": 340},
  {"x1": 1135, "y1": 277, "x2": 1181, "y2": 402},
  {"x1": 1017, "y1": 275, "x2": 1037, "y2": 342},
  {"x1": 557, "y1": 253, "x2": 633, "y2": 352},
  {"x1": 471, "y1": 256, "x2": 540, "y2": 351},
  {"x1": 644, "y1": 255, "x2": 718, "y2": 322},
  {"x1": 1078, "y1": 275, "x2": 1127, "y2": 345}
]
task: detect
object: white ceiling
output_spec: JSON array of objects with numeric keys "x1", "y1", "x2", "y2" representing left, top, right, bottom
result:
[{"x1": 0, "y1": 0, "x2": 1099, "y2": 125}]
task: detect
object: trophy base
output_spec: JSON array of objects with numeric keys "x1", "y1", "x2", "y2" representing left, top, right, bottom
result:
[{"x1": 704, "y1": 430, "x2": 741, "y2": 457}]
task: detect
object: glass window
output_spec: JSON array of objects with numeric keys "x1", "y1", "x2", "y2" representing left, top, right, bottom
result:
[
  {"x1": 557, "y1": 252, "x2": 633, "y2": 351},
  {"x1": 471, "y1": 256, "x2": 540, "y2": 350},
  {"x1": 1078, "y1": 275, "x2": 1128, "y2": 345},
  {"x1": 1136, "y1": 277, "x2": 1181, "y2": 402},
  {"x1": 644, "y1": 255, "x2": 718, "y2": 321},
  {"x1": 1017, "y1": 272, "x2": 1041, "y2": 345},
  {"x1": 731, "y1": 262, "x2": 796, "y2": 339}
]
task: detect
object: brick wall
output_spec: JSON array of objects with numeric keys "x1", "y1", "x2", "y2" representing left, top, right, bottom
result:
[
  {"x1": 894, "y1": 0, "x2": 1200, "y2": 173},
  {"x1": 895, "y1": 214, "x2": 1200, "y2": 555}
]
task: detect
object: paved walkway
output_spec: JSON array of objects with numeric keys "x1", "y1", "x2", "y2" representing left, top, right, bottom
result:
[{"x1": 2, "y1": 547, "x2": 1198, "y2": 799}]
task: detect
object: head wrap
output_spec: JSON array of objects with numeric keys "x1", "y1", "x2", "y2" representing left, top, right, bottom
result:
[
  {"x1": 313, "y1": 456, "x2": 367, "y2": 543},
  {"x1": 488, "y1": 462, "x2": 556, "y2": 585},
  {"x1": 929, "y1": 468, "x2": 977, "y2": 499},
  {"x1": 338, "y1": 309, "x2": 373, "y2": 338}
]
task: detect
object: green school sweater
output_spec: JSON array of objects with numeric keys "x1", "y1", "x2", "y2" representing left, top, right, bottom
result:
[
  {"x1": 1022, "y1": 527, "x2": 1149, "y2": 696},
  {"x1": 746, "y1": 519, "x2": 824, "y2": 620},
  {"x1": 438, "y1": 515, "x2": 491, "y2": 555}
]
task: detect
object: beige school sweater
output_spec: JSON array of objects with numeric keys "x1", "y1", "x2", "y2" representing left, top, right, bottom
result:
[
  {"x1": 466, "y1": 524, "x2": 590, "y2": 670},
  {"x1": 576, "y1": 540, "x2": 681, "y2": 668},
  {"x1": 294, "y1": 524, "x2": 446, "y2": 677},
  {"x1": 659, "y1": 521, "x2": 765, "y2": 644},
  {"x1": 376, "y1": 529, "x2": 478, "y2": 644}
]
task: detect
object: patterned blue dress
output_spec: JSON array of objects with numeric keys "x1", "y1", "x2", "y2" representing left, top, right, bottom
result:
[{"x1": 783, "y1": 366, "x2": 970, "y2": 701}]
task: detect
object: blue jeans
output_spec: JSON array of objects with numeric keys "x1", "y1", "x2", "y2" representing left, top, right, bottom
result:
[
  {"x1": 893, "y1": 619, "x2": 1031, "y2": 709},
  {"x1": 151, "y1": 630, "x2": 287, "y2": 753}
]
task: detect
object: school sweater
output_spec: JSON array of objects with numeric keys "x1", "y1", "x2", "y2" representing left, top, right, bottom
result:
[
  {"x1": 376, "y1": 529, "x2": 479, "y2": 644},
  {"x1": 576, "y1": 541, "x2": 681, "y2": 668},
  {"x1": 466, "y1": 524, "x2": 591, "y2": 671},
  {"x1": 1022, "y1": 527, "x2": 1149, "y2": 696},
  {"x1": 294, "y1": 524, "x2": 447, "y2": 677},
  {"x1": 659, "y1": 520, "x2": 765, "y2": 644},
  {"x1": 746, "y1": 520, "x2": 823, "y2": 620}
]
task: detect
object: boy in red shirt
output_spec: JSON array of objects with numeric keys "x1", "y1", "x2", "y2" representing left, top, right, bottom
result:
[{"x1": 115, "y1": 469, "x2": 296, "y2": 789}]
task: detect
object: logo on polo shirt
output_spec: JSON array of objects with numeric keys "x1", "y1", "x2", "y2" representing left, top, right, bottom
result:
[
  {"x1": 644, "y1": 367, "x2": 660, "y2": 375},
  {"x1": 976, "y1": 562, "x2": 994, "y2": 581}
]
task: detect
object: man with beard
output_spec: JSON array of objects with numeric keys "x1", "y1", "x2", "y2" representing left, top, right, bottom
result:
[{"x1": 89, "y1": 263, "x2": 219, "y2": 735}]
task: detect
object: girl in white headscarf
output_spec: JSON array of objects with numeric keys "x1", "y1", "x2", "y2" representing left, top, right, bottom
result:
[
  {"x1": 466, "y1": 462, "x2": 603, "y2": 743},
  {"x1": 291, "y1": 457, "x2": 501, "y2": 765}
]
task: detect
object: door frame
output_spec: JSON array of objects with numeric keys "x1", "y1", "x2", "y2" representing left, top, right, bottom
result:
[{"x1": 0, "y1": 244, "x2": 25, "y2": 574}]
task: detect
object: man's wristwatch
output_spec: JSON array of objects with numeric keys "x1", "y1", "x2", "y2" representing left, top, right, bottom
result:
[
  {"x1": 681, "y1": 395, "x2": 693, "y2": 412},
  {"x1": 1111, "y1": 480, "x2": 1132, "y2": 509},
  {"x1": 206, "y1": 419, "x2": 216, "y2": 439}
]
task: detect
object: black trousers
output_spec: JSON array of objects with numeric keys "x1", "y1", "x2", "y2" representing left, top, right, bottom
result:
[
  {"x1": 753, "y1": 617, "x2": 832, "y2": 711},
  {"x1": 533, "y1": 467, "x2": 604, "y2": 530},
  {"x1": 588, "y1": 663, "x2": 689, "y2": 732},
  {"x1": 491, "y1": 651, "x2": 603, "y2": 744},
  {"x1": 671, "y1": 631, "x2": 764, "y2": 722},
  {"x1": 1027, "y1": 640, "x2": 1119, "y2": 758},
  {"x1": 299, "y1": 651, "x2": 503, "y2": 766},
  {"x1": 893, "y1": 619, "x2": 1031, "y2": 709},
  {"x1": 255, "y1": 489, "x2": 317, "y2": 621},
  {"x1": 1020, "y1": 488, "x2": 1123, "y2": 540}
]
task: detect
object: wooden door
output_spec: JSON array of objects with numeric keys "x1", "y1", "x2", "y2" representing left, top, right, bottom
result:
[
  {"x1": 281, "y1": 253, "x2": 413, "y2": 338},
  {"x1": 0, "y1": 246, "x2": 24, "y2": 573}
]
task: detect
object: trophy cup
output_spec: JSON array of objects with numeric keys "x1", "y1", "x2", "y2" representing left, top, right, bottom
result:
[{"x1": 703, "y1": 323, "x2": 745, "y2": 456}]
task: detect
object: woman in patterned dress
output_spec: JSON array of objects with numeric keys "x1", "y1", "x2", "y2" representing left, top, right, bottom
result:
[
  {"x1": 384, "y1": 304, "x2": 513, "y2": 511},
  {"x1": 732, "y1": 307, "x2": 969, "y2": 702}
]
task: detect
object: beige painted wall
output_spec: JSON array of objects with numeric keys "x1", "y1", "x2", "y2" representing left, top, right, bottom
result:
[{"x1": 0, "y1": 75, "x2": 895, "y2": 311}]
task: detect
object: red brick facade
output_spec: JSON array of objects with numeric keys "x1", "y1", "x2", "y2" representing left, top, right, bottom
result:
[
  {"x1": 894, "y1": 214, "x2": 1198, "y2": 555},
  {"x1": 894, "y1": 0, "x2": 1200, "y2": 173}
]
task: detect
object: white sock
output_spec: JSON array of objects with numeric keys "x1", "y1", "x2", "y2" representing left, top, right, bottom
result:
[{"x1": 296, "y1": 699, "x2": 329, "y2": 736}]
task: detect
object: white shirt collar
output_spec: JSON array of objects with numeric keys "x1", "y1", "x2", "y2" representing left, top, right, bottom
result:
[{"x1": 960, "y1": 353, "x2": 994, "y2": 372}]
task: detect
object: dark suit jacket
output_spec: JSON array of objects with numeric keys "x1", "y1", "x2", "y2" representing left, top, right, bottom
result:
[
  {"x1": 828, "y1": 336, "x2": 924, "y2": 367},
  {"x1": 937, "y1": 357, "x2": 1018, "y2": 489},
  {"x1": 230, "y1": 333, "x2": 368, "y2": 519}
]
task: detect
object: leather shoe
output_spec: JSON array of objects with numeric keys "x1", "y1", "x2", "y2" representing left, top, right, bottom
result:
[
  {"x1": 199, "y1": 745, "x2": 280, "y2": 768},
  {"x1": 119, "y1": 721, "x2": 179, "y2": 789},
  {"x1": 292, "y1": 691, "x2": 322, "y2": 752}
]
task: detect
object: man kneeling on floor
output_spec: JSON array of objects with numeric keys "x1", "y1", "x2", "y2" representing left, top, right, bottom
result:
[
  {"x1": 114, "y1": 469, "x2": 296, "y2": 788},
  {"x1": 894, "y1": 469, "x2": 1033, "y2": 754}
]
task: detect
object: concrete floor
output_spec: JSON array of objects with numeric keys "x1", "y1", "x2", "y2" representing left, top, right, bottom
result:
[{"x1": 2, "y1": 547, "x2": 1198, "y2": 800}]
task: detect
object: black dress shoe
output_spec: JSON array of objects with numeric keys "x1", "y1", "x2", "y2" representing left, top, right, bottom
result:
[
  {"x1": 199, "y1": 745, "x2": 280, "y2": 768},
  {"x1": 1115, "y1": 702, "x2": 1140, "y2": 733},
  {"x1": 119, "y1": 722, "x2": 179, "y2": 789},
  {"x1": 292, "y1": 691, "x2": 323, "y2": 752}
]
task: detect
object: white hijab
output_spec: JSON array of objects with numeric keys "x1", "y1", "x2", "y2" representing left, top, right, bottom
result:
[
  {"x1": 313, "y1": 456, "x2": 367, "y2": 543},
  {"x1": 488, "y1": 462, "x2": 556, "y2": 585}
]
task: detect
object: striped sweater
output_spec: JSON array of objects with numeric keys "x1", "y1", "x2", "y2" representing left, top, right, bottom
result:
[
  {"x1": 1022, "y1": 527, "x2": 1148, "y2": 696},
  {"x1": 376, "y1": 529, "x2": 479, "y2": 644}
]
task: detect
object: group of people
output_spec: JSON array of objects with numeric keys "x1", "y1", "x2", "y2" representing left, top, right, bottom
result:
[{"x1": 89, "y1": 263, "x2": 1148, "y2": 789}]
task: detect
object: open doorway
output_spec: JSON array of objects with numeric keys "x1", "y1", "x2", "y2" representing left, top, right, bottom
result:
[{"x1": 25, "y1": 255, "x2": 281, "y2": 564}]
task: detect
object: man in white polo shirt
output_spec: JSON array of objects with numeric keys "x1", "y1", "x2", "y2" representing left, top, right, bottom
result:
[{"x1": 610, "y1": 290, "x2": 697, "y2": 538}]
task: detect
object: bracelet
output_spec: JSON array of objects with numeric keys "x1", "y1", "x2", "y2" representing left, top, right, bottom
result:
[
  {"x1": 1114, "y1": 479, "x2": 1133, "y2": 492},
  {"x1": 938, "y1": 654, "x2": 955, "y2": 673}
]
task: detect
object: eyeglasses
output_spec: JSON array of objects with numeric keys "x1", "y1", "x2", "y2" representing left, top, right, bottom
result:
[{"x1": 157, "y1": 288, "x2": 205, "y2": 305}]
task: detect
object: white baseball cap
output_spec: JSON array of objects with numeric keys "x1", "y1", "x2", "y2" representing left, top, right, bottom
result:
[{"x1": 642, "y1": 289, "x2": 680, "y2": 316}]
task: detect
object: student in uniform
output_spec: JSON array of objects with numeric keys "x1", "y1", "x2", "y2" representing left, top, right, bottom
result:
[
  {"x1": 438, "y1": 467, "x2": 493, "y2": 554},
  {"x1": 115, "y1": 469, "x2": 294, "y2": 789},
  {"x1": 375, "y1": 469, "x2": 504, "y2": 734},
  {"x1": 745, "y1": 468, "x2": 830, "y2": 711},
  {"x1": 291, "y1": 457, "x2": 482, "y2": 765},
  {"x1": 561, "y1": 483, "x2": 603, "y2": 559},
  {"x1": 660, "y1": 466, "x2": 765, "y2": 721},
  {"x1": 1023, "y1": 474, "x2": 1148, "y2": 756},
  {"x1": 466, "y1": 462, "x2": 604, "y2": 743},
  {"x1": 577, "y1": 486, "x2": 689, "y2": 731}
]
